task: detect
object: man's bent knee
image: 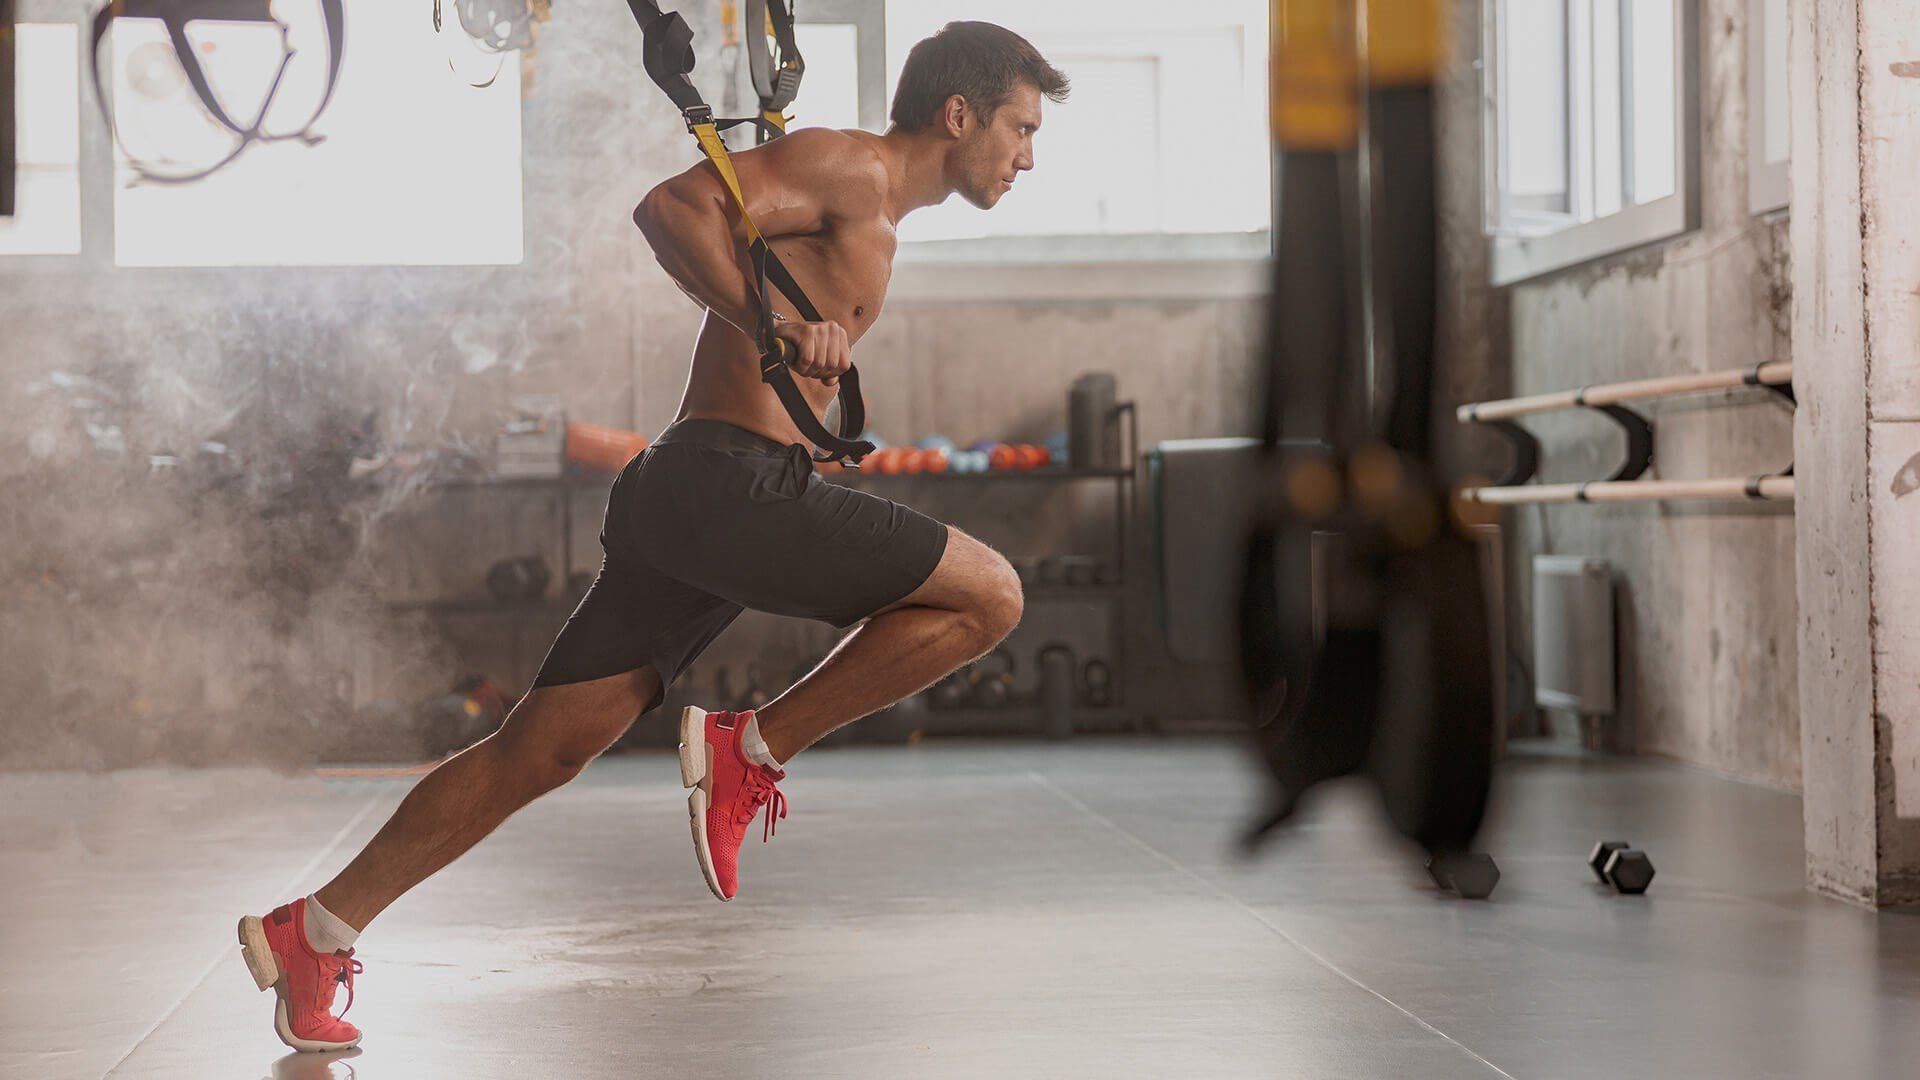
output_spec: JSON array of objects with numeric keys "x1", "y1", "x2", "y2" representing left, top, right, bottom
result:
[{"x1": 969, "y1": 552, "x2": 1024, "y2": 646}]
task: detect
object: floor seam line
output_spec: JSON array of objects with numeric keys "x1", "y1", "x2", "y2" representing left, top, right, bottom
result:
[
  {"x1": 101, "y1": 790, "x2": 390, "y2": 1078},
  {"x1": 1022, "y1": 769, "x2": 1518, "y2": 1080}
]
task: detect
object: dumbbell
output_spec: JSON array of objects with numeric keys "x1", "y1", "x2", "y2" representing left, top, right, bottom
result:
[
  {"x1": 1426, "y1": 851, "x2": 1500, "y2": 899},
  {"x1": 1588, "y1": 840, "x2": 1656, "y2": 894}
]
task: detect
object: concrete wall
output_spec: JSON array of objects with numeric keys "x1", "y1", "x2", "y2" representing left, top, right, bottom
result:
[
  {"x1": 1440, "y1": 0, "x2": 1800, "y2": 788},
  {"x1": 0, "y1": 0, "x2": 1266, "y2": 768},
  {"x1": 1790, "y1": 0, "x2": 1920, "y2": 906}
]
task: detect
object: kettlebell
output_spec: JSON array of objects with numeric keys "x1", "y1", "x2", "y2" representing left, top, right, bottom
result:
[
  {"x1": 931, "y1": 671, "x2": 970, "y2": 710},
  {"x1": 969, "y1": 648, "x2": 1016, "y2": 708},
  {"x1": 485, "y1": 555, "x2": 551, "y2": 604},
  {"x1": 1038, "y1": 643, "x2": 1077, "y2": 740},
  {"x1": 1082, "y1": 658, "x2": 1114, "y2": 707}
]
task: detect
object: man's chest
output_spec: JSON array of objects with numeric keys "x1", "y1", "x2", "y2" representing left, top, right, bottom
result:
[{"x1": 766, "y1": 218, "x2": 897, "y2": 343}]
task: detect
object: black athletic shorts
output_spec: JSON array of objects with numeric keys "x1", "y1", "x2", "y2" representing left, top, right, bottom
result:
[{"x1": 531, "y1": 418, "x2": 949, "y2": 702}]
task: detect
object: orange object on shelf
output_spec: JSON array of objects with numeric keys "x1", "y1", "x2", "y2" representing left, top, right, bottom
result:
[
  {"x1": 901, "y1": 449, "x2": 929, "y2": 474},
  {"x1": 566, "y1": 422, "x2": 649, "y2": 473},
  {"x1": 989, "y1": 444, "x2": 1021, "y2": 471},
  {"x1": 922, "y1": 448, "x2": 950, "y2": 473},
  {"x1": 873, "y1": 447, "x2": 906, "y2": 474},
  {"x1": 1029, "y1": 445, "x2": 1053, "y2": 468}
]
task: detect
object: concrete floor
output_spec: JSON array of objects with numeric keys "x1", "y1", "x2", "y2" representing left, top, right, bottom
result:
[{"x1": 6, "y1": 740, "x2": 1920, "y2": 1079}]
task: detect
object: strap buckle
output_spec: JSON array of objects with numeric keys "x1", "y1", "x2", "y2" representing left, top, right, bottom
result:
[{"x1": 682, "y1": 104, "x2": 714, "y2": 132}]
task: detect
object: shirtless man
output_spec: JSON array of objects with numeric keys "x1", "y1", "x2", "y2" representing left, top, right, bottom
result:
[{"x1": 233, "y1": 21, "x2": 1070, "y2": 1053}]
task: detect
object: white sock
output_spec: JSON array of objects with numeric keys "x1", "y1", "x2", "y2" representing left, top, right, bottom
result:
[
  {"x1": 740, "y1": 713, "x2": 782, "y2": 768},
  {"x1": 303, "y1": 894, "x2": 361, "y2": 955}
]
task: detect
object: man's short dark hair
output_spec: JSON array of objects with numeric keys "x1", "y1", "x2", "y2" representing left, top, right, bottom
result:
[{"x1": 889, "y1": 22, "x2": 1070, "y2": 133}]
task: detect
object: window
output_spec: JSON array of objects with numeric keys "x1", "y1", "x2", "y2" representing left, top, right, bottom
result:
[
  {"x1": 791, "y1": 23, "x2": 864, "y2": 131},
  {"x1": 881, "y1": 0, "x2": 1270, "y2": 261},
  {"x1": 1482, "y1": 0, "x2": 1696, "y2": 285},
  {"x1": 0, "y1": 23, "x2": 83, "y2": 257},
  {"x1": 1747, "y1": 0, "x2": 1787, "y2": 213},
  {"x1": 108, "y1": 0, "x2": 522, "y2": 267},
  {"x1": 792, "y1": 0, "x2": 889, "y2": 133}
]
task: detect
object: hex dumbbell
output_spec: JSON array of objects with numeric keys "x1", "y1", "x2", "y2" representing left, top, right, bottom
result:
[
  {"x1": 1587, "y1": 840, "x2": 1655, "y2": 894},
  {"x1": 1427, "y1": 852, "x2": 1500, "y2": 899}
]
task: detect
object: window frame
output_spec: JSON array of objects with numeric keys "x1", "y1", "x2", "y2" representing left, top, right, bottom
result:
[
  {"x1": 1746, "y1": 0, "x2": 1788, "y2": 214},
  {"x1": 1483, "y1": 0, "x2": 1700, "y2": 286}
]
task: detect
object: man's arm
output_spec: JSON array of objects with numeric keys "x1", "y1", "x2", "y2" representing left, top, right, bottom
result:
[{"x1": 634, "y1": 128, "x2": 885, "y2": 381}]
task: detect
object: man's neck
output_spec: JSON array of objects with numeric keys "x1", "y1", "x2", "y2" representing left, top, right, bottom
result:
[{"x1": 873, "y1": 128, "x2": 955, "y2": 224}]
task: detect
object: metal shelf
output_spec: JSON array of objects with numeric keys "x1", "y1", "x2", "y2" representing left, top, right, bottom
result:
[
  {"x1": 836, "y1": 466, "x2": 1134, "y2": 483},
  {"x1": 1023, "y1": 583, "x2": 1124, "y2": 600},
  {"x1": 908, "y1": 705, "x2": 1138, "y2": 735}
]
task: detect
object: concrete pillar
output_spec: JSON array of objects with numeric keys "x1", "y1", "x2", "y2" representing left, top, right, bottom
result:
[{"x1": 1792, "y1": 0, "x2": 1920, "y2": 905}]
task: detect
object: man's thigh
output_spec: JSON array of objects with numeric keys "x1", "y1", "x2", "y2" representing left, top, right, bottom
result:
[{"x1": 877, "y1": 525, "x2": 1016, "y2": 615}]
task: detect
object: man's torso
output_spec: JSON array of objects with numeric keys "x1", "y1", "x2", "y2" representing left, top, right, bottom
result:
[{"x1": 676, "y1": 130, "x2": 899, "y2": 447}]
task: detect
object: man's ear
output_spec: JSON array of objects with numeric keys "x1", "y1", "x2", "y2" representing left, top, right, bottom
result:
[{"x1": 941, "y1": 94, "x2": 969, "y2": 138}]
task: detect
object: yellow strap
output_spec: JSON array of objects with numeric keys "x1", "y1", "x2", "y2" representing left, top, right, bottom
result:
[
  {"x1": 1366, "y1": 0, "x2": 1444, "y2": 85},
  {"x1": 762, "y1": 108, "x2": 789, "y2": 133},
  {"x1": 1270, "y1": 0, "x2": 1360, "y2": 149},
  {"x1": 691, "y1": 121, "x2": 765, "y2": 244}
]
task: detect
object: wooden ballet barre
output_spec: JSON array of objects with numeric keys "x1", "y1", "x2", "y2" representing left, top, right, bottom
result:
[
  {"x1": 1461, "y1": 475, "x2": 1795, "y2": 506},
  {"x1": 1457, "y1": 361, "x2": 1793, "y2": 423}
]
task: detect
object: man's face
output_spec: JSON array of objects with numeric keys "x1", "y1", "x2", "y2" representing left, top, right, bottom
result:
[{"x1": 953, "y1": 82, "x2": 1043, "y2": 210}]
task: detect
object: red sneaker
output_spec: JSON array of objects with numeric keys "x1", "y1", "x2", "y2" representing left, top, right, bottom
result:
[
  {"x1": 237, "y1": 898, "x2": 365, "y2": 1052},
  {"x1": 679, "y1": 707, "x2": 788, "y2": 901}
]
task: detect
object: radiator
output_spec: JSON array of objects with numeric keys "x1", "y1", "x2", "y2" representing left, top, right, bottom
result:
[{"x1": 1532, "y1": 555, "x2": 1615, "y2": 716}]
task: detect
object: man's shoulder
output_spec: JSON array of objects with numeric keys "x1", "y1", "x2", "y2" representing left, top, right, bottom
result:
[{"x1": 776, "y1": 128, "x2": 889, "y2": 197}]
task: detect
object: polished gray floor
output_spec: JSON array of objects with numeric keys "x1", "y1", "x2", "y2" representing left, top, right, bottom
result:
[{"x1": 6, "y1": 739, "x2": 1920, "y2": 1079}]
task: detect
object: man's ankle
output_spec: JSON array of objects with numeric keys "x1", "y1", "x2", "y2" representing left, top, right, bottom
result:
[{"x1": 741, "y1": 713, "x2": 788, "y2": 768}]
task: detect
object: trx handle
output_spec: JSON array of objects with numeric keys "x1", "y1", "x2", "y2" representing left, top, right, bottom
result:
[
  {"x1": 754, "y1": 239, "x2": 873, "y2": 464},
  {"x1": 628, "y1": 0, "x2": 874, "y2": 467}
]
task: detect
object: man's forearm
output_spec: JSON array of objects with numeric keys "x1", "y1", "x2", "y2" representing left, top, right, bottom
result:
[{"x1": 634, "y1": 187, "x2": 765, "y2": 339}]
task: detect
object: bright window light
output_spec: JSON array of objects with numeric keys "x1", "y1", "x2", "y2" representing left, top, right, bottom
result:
[
  {"x1": 1629, "y1": 0, "x2": 1677, "y2": 203},
  {"x1": 110, "y1": 0, "x2": 523, "y2": 267},
  {"x1": 0, "y1": 24, "x2": 84, "y2": 257},
  {"x1": 883, "y1": 0, "x2": 1269, "y2": 247},
  {"x1": 1747, "y1": 0, "x2": 1787, "y2": 212},
  {"x1": 1497, "y1": 0, "x2": 1570, "y2": 224},
  {"x1": 792, "y1": 23, "x2": 863, "y2": 131}
]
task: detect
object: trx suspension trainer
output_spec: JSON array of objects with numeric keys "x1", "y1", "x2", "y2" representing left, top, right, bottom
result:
[{"x1": 626, "y1": 0, "x2": 874, "y2": 467}]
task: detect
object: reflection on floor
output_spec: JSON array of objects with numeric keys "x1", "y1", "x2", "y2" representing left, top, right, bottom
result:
[{"x1": 6, "y1": 739, "x2": 1918, "y2": 1079}]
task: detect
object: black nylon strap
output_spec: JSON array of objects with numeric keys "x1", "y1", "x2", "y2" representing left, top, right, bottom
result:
[
  {"x1": 629, "y1": 0, "x2": 872, "y2": 466},
  {"x1": 751, "y1": 238, "x2": 872, "y2": 463},
  {"x1": 89, "y1": 0, "x2": 345, "y2": 185}
]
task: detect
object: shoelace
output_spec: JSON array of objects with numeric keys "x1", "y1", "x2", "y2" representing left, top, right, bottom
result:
[
  {"x1": 739, "y1": 768, "x2": 789, "y2": 842},
  {"x1": 326, "y1": 950, "x2": 366, "y2": 1019}
]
